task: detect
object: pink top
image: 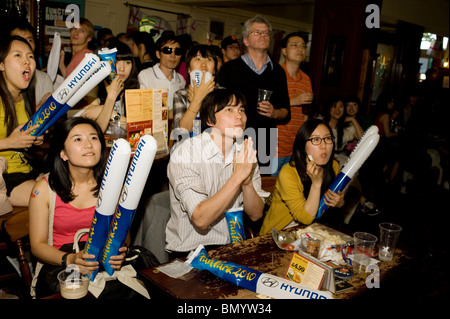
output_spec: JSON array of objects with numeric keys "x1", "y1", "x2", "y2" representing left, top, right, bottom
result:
[{"x1": 52, "y1": 193, "x2": 95, "y2": 249}]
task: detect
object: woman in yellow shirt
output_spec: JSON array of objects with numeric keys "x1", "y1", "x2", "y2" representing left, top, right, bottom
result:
[
  {"x1": 260, "y1": 119, "x2": 344, "y2": 235},
  {"x1": 0, "y1": 36, "x2": 44, "y2": 206}
]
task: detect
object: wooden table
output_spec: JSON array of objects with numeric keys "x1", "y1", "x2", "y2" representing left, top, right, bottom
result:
[{"x1": 139, "y1": 225, "x2": 413, "y2": 299}]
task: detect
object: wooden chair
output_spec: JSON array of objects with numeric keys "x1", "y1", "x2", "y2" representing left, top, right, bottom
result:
[{"x1": 0, "y1": 207, "x2": 32, "y2": 289}]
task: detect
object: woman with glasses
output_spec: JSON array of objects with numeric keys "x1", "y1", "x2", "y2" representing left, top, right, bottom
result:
[
  {"x1": 259, "y1": 119, "x2": 344, "y2": 235},
  {"x1": 138, "y1": 32, "x2": 186, "y2": 120}
]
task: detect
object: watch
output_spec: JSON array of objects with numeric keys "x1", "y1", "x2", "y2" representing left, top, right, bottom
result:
[
  {"x1": 113, "y1": 113, "x2": 121, "y2": 121},
  {"x1": 61, "y1": 252, "x2": 70, "y2": 267}
]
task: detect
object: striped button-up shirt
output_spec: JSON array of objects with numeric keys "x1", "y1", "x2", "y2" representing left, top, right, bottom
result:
[{"x1": 165, "y1": 132, "x2": 269, "y2": 252}]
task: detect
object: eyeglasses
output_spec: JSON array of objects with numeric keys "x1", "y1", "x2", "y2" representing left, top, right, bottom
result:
[
  {"x1": 161, "y1": 47, "x2": 182, "y2": 56},
  {"x1": 249, "y1": 30, "x2": 271, "y2": 37},
  {"x1": 307, "y1": 136, "x2": 333, "y2": 145}
]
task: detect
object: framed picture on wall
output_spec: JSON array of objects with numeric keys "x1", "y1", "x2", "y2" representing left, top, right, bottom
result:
[{"x1": 321, "y1": 36, "x2": 346, "y2": 86}]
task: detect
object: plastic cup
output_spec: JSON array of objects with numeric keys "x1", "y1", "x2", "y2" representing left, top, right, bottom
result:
[
  {"x1": 300, "y1": 233, "x2": 324, "y2": 258},
  {"x1": 378, "y1": 223, "x2": 402, "y2": 261},
  {"x1": 258, "y1": 89, "x2": 273, "y2": 102},
  {"x1": 353, "y1": 232, "x2": 377, "y2": 273},
  {"x1": 58, "y1": 266, "x2": 91, "y2": 299}
]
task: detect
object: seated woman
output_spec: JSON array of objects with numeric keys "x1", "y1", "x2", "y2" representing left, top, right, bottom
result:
[
  {"x1": 172, "y1": 44, "x2": 218, "y2": 138},
  {"x1": 342, "y1": 95, "x2": 366, "y2": 153},
  {"x1": 0, "y1": 36, "x2": 45, "y2": 207},
  {"x1": 29, "y1": 117, "x2": 127, "y2": 298},
  {"x1": 80, "y1": 40, "x2": 139, "y2": 133},
  {"x1": 320, "y1": 95, "x2": 363, "y2": 169},
  {"x1": 259, "y1": 119, "x2": 344, "y2": 235}
]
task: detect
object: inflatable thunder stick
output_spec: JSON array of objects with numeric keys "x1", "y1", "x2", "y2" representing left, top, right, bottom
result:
[
  {"x1": 84, "y1": 139, "x2": 131, "y2": 281},
  {"x1": 21, "y1": 53, "x2": 101, "y2": 136},
  {"x1": 187, "y1": 245, "x2": 333, "y2": 299},
  {"x1": 98, "y1": 47, "x2": 117, "y2": 83},
  {"x1": 189, "y1": 71, "x2": 212, "y2": 137},
  {"x1": 101, "y1": 135, "x2": 157, "y2": 275},
  {"x1": 316, "y1": 125, "x2": 380, "y2": 219},
  {"x1": 225, "y1": 208, "x2": 246, "y2": 243},
  {"x1": 36, "y1": 61, "x2": 111, "y2": 135}
]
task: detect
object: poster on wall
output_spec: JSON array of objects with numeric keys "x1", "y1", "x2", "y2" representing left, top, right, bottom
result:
[{"x1": 43, "y1": 0, "x2": 85, "y2": 59}]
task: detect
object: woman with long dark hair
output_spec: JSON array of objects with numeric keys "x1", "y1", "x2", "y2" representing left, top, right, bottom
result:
[
  {"x1": 81, "y1": 40, "x2": 139, "y2": 133},
  {"x1": 29, "y1": 117, "x2": 127, "y2": 297},
  {"x1": 0, "y1": 35, "x2": 44, "y2": 206},
  {"x1": 259, "y1": 118, "x2": 344, "y2": 234}
]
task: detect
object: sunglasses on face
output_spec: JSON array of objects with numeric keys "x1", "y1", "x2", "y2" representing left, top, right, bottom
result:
[{"x1": 161, "y1": 47, "x2": 182, "y2": 56}]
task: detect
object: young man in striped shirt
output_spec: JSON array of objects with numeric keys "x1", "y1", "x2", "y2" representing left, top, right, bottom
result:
[
  {"x1": 165, "y1": 89, "x2": 268, "y2": 258},
  {"x1": 274, "y1": 32, "x2": 313, "y2": 176}
]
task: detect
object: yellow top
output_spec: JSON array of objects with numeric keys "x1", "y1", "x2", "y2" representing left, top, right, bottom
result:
[
  {"x1": 260, "y1": 160, "x2": 340, "y2": 235},
  {"x1": 0, "y1": 98, "x2": 33, "y2": 174}
]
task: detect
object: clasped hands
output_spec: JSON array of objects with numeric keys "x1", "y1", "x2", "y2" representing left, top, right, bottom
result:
[{"x1": 233, "y1": 137, "x2": 257, "y2": 186}]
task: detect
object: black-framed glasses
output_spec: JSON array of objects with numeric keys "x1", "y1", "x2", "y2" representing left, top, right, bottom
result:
[
  {"x1": 161, "y1": 47, "x2": 182, "y2": 56},
  {"x1": 307, "y1": 136, "x2": 333, "y2": 145}
]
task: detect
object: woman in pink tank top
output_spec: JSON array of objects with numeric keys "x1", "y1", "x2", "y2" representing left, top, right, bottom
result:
[{"x1": 29, "y1": 117, "x2": 127, "y2": 275}]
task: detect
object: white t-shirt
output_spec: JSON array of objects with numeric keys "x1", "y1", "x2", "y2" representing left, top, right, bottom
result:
[{"x1": 137, "y1": 63, "x2": 186, "y2": 111}]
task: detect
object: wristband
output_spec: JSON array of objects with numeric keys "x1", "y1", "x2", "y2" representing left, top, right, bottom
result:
[{"x1": 61, "y1": 252, "x2": 71, "y2": 267}]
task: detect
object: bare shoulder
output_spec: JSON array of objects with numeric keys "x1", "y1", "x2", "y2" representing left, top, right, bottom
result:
[{"x1": 31, "y1": 177, "x2": 50, "y2": 201}]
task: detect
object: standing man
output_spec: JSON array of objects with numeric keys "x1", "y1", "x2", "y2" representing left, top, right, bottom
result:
[
  {"x1": 218, "y1": 16, "x2": 290, "y2": 174},
  {"x1": 274, "y1": 32, "x2": 313, "y2": 176},
  {"x1": 138, "y1": 33, "x2": 185, "y2": 120},
  {"x1": 59, "y1": 18, "x2": 95, "y2": 79},
  {"x1": 221, "y1": 36, "x2": 241, "y2": 63}
]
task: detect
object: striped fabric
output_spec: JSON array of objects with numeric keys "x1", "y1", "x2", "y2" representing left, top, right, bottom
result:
[{"x1": 277, "y1": 62, "x2": 313, "y2": 158}]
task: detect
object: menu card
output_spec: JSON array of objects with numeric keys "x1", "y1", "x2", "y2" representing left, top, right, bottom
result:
[
  {"x1": 125, "y1": 88, "x2": 169, "y2": 154},
  {"x1": 285, "y1": 252, "x2": 326, "y2": 290},
  {"x1": 296, "y1": 250, "x2": 336, "y2": 293}
]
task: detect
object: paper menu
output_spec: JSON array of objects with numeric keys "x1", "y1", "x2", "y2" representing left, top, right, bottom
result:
[
  {"x1": 296, "y1": 250, "x2": 336, "y2": 293},
  {"x1": 125, "y1": 88, "x2": 169, "y2": 154},
  {"x1": 285, "y1": 252, "x2": 326, "y2": 290}
]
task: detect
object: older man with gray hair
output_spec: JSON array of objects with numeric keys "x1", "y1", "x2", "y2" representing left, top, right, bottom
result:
[{"x1": 218, "y1": 15, "x2": 290, "y2": 175}]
